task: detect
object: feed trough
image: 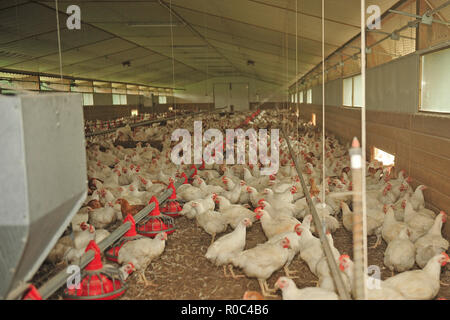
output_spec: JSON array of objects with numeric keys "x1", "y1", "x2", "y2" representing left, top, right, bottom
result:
[
  {"x1": 105, "y1": 214, "x2": 142, "y2": 262},
  {"x1": 161, "y1": 182, "x2": 182, "y2": 218},
  {"x1": 0, "y1": 93, "x2": 87, "y2": 299},
  {"x1": 137, "y1": 196, "x2": 176, "y2": 238},
  {"x1": 63, "y1": 241, "x2": 127, "y2": 300}
]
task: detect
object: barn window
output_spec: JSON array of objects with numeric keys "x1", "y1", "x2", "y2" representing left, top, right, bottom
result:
[
  {"x1": 373, "y1": 147, "x2": 395, "y2": 166},
  {"x1": 82, "y1": 93, "x2": 93, "y2": 106},
  {"x1": 307, "y1": 89, "x2": 312, "y2": 104},
  {"x1": 159, "y1": 95, "x2": 167, "y2": 104},
  {"x1": 113, "y1": 94, "x2": 127, "y2": 105},
  {"x1": 420, "y1": 47, "x2": 450, "y2": 113},
  {"x1": 343, "y1": 74, "x2": 362, "y2": 107}
]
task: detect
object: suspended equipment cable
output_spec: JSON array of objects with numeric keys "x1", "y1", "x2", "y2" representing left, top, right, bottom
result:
[
  {"x1": 54, "y1": 0, "x2": 63, "y2": 82},
  {"x1": 360, "y1": 0, "x2": 369, "y2": 299}
]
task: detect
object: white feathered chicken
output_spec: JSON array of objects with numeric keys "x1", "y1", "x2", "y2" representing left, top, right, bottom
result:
[
  {"x1": 230, "y1": 236, "x2": 291, "y2": 297},
  {"x1": 275, "y1": 277, "x2": 338, "y2": 300},
  {"x1": 118, "y1": 232, "x2": 167, "y2": 287},
  {"x1": 205, "y1": 218, "x2": 252, "y2": 278}
]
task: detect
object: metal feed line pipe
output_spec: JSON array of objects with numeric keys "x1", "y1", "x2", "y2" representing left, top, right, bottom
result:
[
  {"x1": 36, "y1": 171, "x2": 194, "y2": 300},
  {"x1": 280, "y1": 125, "x2": 352, "y2": 300},
  {"x1": 85, "y1": 107, "x2": 227, "y2": 138},
  {"x1": 35, "y1": 106, "x2": 232, "y2": 299}
]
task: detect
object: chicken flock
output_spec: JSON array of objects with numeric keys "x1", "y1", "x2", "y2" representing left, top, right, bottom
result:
[{"x1": 45, "y1": 109, "x2": 449, "y2": 300}]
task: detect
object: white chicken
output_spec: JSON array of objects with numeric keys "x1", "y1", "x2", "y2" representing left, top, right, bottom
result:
[
  {"x1": 415, "y1": 212, "x2": 449, "y2": 268},
  {"x1": 297, "y1": 223, "x2": 325, "y2": 277},
  {"x1": 383, "y1": 228, "x2": 415, "y2": 273},
  {"x1": 177, "y1": 184, "x2": 209, "y2": 202},
  {"x1": 205, "y1": 218, "x2": 252, "y2": 278},
  {"x1": 408, "y1": 185, "x2": 427, "y2": 210},
  {"x1": 382, "y1": 206, "x2": 409, "y2": 244},
  {"x1": 267, "y1": 224, "x2": 303, "y2": 277},
  {"x1": 230, "y1": 237, "x2": 291, "y2": 297},
  {"x1": 338, "y1": 255, "x2": 405, "y2": 300},
  {"x1": 275, "y1": 277, "x2": 339, "y2": 300},
  {"x1": 193, "y1": 203, "x2": 228, "y2": 244},
  {"x1": 88, "y1": 202, "x2": 117, "y2": 229},
  {"x1": 404, "y1": 201, "x2": 435, "y2": 242},
  {"x1": 383, "y1": 252, "x2": 449, "y2": 300},
  {"x1": 118, "y1": 232, "x2": 167, "y2": 286},
  {"x1": 214, "y1": 195, "x2": 256, "y2": 229},
  {"x1": 255, "y1": 207, "x2": 301, "y2": 240},
  {"x1": 71, "y1": 207, "x2": 91, "y2": 232}
]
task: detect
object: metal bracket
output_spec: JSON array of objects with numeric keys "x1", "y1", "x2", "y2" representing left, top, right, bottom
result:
[
  {"x1": 421, "y1": 13, "x2": 434, "y2": 25},
  {"x1": 390, "y1": 32, "x2": 400, "y2": 41},
  {"x1": 389, "y1": 9, "x2": 450, "y2": 26}
]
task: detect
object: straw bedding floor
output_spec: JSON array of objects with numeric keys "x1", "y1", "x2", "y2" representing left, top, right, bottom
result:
[{"x1": 34, "y1": 212, "x2": 450, "y2": 300}]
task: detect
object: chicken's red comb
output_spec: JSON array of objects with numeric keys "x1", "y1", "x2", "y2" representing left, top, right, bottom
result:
[
  {"x1": 339, "y1": 254, "x2": 350, "y2": 262},
  {"x1": 441, "y1": 252, "x2": 449, "y2": 266}
]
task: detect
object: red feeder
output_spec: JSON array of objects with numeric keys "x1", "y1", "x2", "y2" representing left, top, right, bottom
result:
[
  {"x1": 190, "y1": 164, "x2": 198, "y2": 177},
  {"x1": 180, "y1": 172, "x2": 189, "y2": 184},
  {"x1": 22, "y1": 285, "x2": 42, "y2": 300},
  {"x1": 137, "y1": 196, "x2": 175, "y2": 238},
  {"x1": 161, "y1": 181, "x2": 182, "y2": 218},
  {"x1": 188, "y1": 164, "x2": 198, "y2": 183},
  {"x1": 105, "y1": 214, "x2": 142, "y2": 262},
  {"x1": 63, "y1": 241, "x2": 127, "y2": 300}
]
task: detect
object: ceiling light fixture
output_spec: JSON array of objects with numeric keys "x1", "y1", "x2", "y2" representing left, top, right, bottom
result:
[{"x1": 127, "y1": 22, "x2": 185, "y2": 27}]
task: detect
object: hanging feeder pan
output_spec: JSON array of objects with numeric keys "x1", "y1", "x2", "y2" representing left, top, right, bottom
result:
[
  {"x1": 161, "y1": 181, "x2": 182, "y2": 218},
  {"x1": 63, "y1": 241, "x2": 127, "y2": 300},
  {"x1": 105, "y1": 235, "x2": 142, "y2": 263},
  {"x1": 188, "y1": 165, "x2": 198, "y2": 183},
  {"x1": 137, "y1": 214, "x2": 176, "y2": 238},
  {"x1": 137, "y1": 196, "x2": 176, "y2": 238},
  {"x1": 22, "y1": 285, "x2": 42, "y2": 300},
  {"x1": 105, "y1": 214, "x2": 142, "y2": 262},
  {"x1": 161, "y1": 200, "x2": 182, "y2": 218}
]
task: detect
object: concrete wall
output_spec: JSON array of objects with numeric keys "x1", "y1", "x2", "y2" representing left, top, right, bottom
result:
[{"x1": 174, "y1": 76, "x2": 287, "y2": 107}]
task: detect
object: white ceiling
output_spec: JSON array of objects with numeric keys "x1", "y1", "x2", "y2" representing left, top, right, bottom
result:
[{"x1": 0, "y1": 0, "x2": 402, "y2": 88}]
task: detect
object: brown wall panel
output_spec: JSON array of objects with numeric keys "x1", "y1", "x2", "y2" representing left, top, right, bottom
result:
[
  {"x1": 296, "y1": 102, "x2": 450, "y2": 238},
  {"x1": 410, "y1": 148, "x2": 450, "y2": 179},
  {"x1": 411, "y1": 113, "x2": 450, "y2": 140},
  {"x1": 410, "y1": 132, "x2": 450, "y2": 160}
]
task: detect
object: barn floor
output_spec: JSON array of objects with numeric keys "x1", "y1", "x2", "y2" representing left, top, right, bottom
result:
[{"x1": 35, "y1": 211, "x2": 450, "y2": 300}]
